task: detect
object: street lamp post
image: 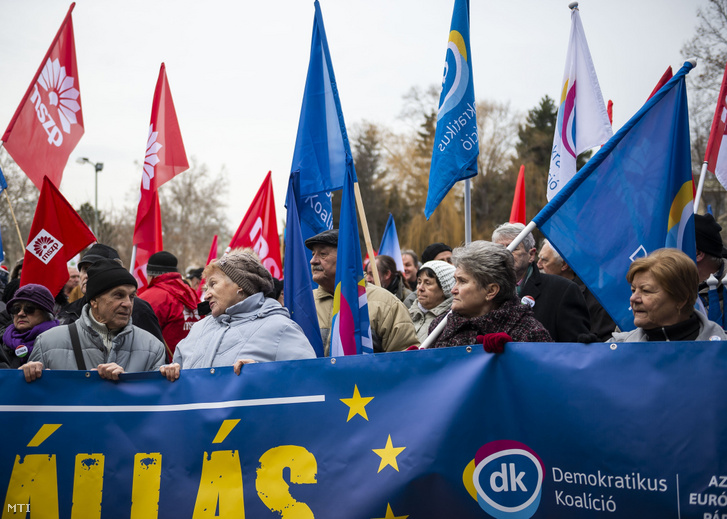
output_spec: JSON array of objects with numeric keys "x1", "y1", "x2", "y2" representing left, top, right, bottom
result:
[{"x1": 76, "y1": 157, "x2": 103, "y2": 236}]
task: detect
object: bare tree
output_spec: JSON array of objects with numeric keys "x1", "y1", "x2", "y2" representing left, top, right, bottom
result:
[{"x1": 157, "y1": 158, "x2": 230, "y2": 271}]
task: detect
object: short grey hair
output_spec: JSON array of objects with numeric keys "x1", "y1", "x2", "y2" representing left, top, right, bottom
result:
[
  {"x1": 452, "y1": 240, "x2": 517, "y2": 306},
  {"x1": 541, "y1": 239, "x2": 563, "y2": 261},
  {"x1": 492, "y1": 222, "x2": 535, "y2": 252}
]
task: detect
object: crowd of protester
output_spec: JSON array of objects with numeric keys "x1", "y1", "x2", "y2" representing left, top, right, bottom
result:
[{"x1": 1, "y1": 216, "x2": 725, "y2": 382}]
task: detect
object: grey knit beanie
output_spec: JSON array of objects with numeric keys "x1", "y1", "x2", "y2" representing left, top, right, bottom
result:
[
  {"x1": 215, "y1": 248, "x2": 275, "y2": 297},
  {"x1": 419, "y1": 260, "x2": 456, "y2": 295}
]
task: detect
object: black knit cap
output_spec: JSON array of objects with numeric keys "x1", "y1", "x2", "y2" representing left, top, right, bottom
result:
[
  {"x1": 695, "y1": 213, "x2": 724, "y2": 258},
  {"x1": 78, "y1": 243, "x2": 120, "y2": 271},
  {"x1": 421, "y1": 242, "x2": 452, "y2": 264},
  {"x1": 147, "y1": 251, "x2": 178, "y2": 277},
  {"x1": 305, "y1": 229, "x2": 339, "y2": 250},
  {"x1": 85, "y1": 259, "x2": 137, "y2": 301}
]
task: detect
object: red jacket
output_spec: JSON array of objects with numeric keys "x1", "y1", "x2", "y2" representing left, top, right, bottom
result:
[{"x1": 139, "y1": 272, "x2": 201, "y2": 359}]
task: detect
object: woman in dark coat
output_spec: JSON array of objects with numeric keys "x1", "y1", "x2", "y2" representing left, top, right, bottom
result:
[{"x1": 429, "y1": 241, "x2": 551, "y2": 348}]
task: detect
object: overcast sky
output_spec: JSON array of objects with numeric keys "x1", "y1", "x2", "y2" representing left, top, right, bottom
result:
[{"x1": 0, "y1": 0, "x2": 708, "y2": 238}]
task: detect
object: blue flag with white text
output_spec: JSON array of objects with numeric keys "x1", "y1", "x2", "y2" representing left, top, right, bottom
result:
[
  {"x1": 289, "y1": 0, "x2": 355, "y2": 239},
  {"x1": 533, "y1": 61, "x2": 696, "y2": 331},
  {"x1": 331, "y1": 164, "x2": 372, "y2": 356},
  {"x1": 425, "y1": 0, "x2": 478, "y2": 219},
  {"x1": 284, "y1": 173, "x2": 324, "y2": 357},
  {"x1": 378, "y1": 213, "x2": 405, "y2": 273}
]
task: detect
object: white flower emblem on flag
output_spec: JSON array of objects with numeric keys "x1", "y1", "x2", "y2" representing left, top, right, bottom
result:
[
  {"x1": 37, "y1": 58, "x2": 81, "y2": 134},
  {"x1": 143, "y1": 125, "x2": 162, "y2": 190},
  {"x1": 27, "y1": 229, "x2": 64, "y2": 265}
]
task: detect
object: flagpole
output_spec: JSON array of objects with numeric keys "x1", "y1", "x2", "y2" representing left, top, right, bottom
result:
[
  {"x1": 694, "y1": 161, "x2": 709, "y2": 213},
  {"x1": 464, "y1": 179, "x2": 472, "y2": 245},
  {"x1": 353, "y1": 182, "x2": 381, "y2": 287},
  {"x1": 129, "y1": 245, "x2": 137, "y2": 274},
  {"x1": 0, "y1": 142, "x2": 26, "y2": 252}
]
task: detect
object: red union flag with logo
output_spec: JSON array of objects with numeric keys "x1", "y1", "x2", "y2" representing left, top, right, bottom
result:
[
  {"x1": 20, "y1": 176, "x2": 95, "y2": 295},
  {"x1": 228, "y1": 171, "x2": 283, "y2": 279},
  {"x1": 705, "y1": 61, "x2": 727, "y2": 190},
  {"x1": 2, "y1": 3, "x2": 83, "y2": 190},
  {"x1": 132, "y1": 63, "x2": 189, "y2": 289}
]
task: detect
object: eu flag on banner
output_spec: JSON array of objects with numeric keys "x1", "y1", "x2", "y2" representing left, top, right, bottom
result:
[
  {"x1": 331, "y1": 165, "x2": 372, "y2": 356},
  {"x1": 425, "y1": 0, "x2": 478, "y2": 220},
  {"x1": 378, "y1": 213, "x2": 405, "y2": 273},
  {"x1": 284, "y1": 173, "x2": 324, "y2": 357},
  {"x1": 289, "y1": 0, "x2": 354, "y2": 238},
  {"x1": 533, "y1": 61, "x2": 696, "y2": 331}
]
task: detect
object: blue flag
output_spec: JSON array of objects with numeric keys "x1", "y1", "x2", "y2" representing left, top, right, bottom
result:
[
  {"x1": 425, "y1": 0, "x2": 478, "y2": 219},
  {"x1": 0, "y1": 165, "x2": 7, "y2": 192},
  {"x1": 331, "y1": 164, "x2": 372, "y2": 356},
  {"x1": 533, "y1": 61, "x2": 696, "y2": 331},
  {"x1": 284, "y1": 173, "x2": 324, "y2": 357},
  {"x1": 288, "y1": 0, "x2": 355, "y2": 239},
  {"x1": 378, "y1": 213, "x2": 405, "y2": 273}
]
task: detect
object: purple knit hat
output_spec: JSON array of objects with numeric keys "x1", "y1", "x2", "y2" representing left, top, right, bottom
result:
[{"x1": 7, "y1": 284, "x2": 55, "y2": 314}]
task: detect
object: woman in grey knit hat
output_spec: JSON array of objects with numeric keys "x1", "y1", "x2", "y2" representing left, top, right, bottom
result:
[{"x1": 160, "y1": 248, "x2": 315, "y2": 380}]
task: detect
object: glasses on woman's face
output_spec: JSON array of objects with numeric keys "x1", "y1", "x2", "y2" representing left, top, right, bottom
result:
[{"x1": 9, "y1": 303, "x2": 40, "y2": 316}]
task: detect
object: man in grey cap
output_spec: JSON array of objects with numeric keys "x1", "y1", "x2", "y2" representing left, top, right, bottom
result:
[
  {"x1": 58, "y1": 243, "x2": 164, "y2": 344},
  {"x1": 306, "y1": 229, "x2": 419, "y2": 354},
  {"x1": 22, "y1": 259, "x2": 166, "y2": 382}
]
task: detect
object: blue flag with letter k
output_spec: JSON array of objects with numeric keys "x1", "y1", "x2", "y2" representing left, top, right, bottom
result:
[{"x1": 425, "y1": 0, "x2": 478, "y2": 219}]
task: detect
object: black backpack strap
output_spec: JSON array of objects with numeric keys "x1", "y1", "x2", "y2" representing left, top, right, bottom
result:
[{"x1": 68, "y1": 322, "x2": 87, "y2": 371}]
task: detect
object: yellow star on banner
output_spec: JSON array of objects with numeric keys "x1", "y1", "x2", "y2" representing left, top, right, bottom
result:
[
  {"x1": 373, "y1": 435, "x2": 406, "y2": 473},
  {"x1": 340, "y1": 385, "x2": 374, "y2": 422},
  {"x1": 372, "y1": 503, "x2": 409, "y2": 519}
]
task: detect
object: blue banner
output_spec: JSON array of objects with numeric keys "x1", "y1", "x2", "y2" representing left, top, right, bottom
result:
[
  {"x1": 1, "y1": 342, "x2": 725, "y2": 518},
  {"x1": 534, "y1": 61, "x2": 696, "y2": 331}
]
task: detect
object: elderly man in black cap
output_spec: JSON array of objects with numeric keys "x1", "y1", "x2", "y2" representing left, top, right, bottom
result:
[
  {"x1": 696, "y1": 213, "x2": 727, "y2": 312},
  {"x1": 22, "y1": 259, "x2": 166, "y2": 382},
  {"x1": 306, "y1": 229, "x2": 419, "y2": 354},
  {"x1": 139, "y1": 251, "x2": 201, "y2": 360},
  {"x1": 58, "y1": 243, "x2": 164, "y2": 344}
]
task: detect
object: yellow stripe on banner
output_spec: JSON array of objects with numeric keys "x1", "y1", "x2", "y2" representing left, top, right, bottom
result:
[
  {"x1": 130, "y1": 453, "x2": 162, "y2": 519},
  {"x1": 27, "y1": 424, "x2": 62, "y2": 447},
  {"x1": 213, "y1": 419, "x2": 241, "y2": 444},
  {"x1": 71, "y1": 454, "x2": 104, "y2": 519}
]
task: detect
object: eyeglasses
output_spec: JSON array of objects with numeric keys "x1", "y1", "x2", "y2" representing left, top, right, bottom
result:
[{"x1": 9, "y1": 303, "x2": 40, "y2": 316}]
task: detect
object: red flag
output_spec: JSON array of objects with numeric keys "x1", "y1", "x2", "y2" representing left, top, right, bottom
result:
[
  {"x1": 197, "y1": 234, "x2": 218, "y2": 299},
  {"x1": 132, "y1": 63, "x2": 188, "y2": 288},
  {"x1": 20, "y1": 176, "x2": 95, "y2": 295},
  {"x1": 2, "y1": 3, "x2": 83, "y2": 190},
  {"x1": 606, "y1": 100, "x2": 613, "y2": 126},
  {"x1": 509, "y1": 165, "x2": 526, "y2": 225},
  {"x1": 647, "y1": 66, "x2": 673, "y2": 101},
  {"x1": 228, "y1": 171, "x2": 282, "y2": 279},
  {"x1": 705, "y1": 61, "x2": 727, "y2": 189}
]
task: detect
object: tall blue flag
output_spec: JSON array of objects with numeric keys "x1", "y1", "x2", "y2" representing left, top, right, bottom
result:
[
  {"x1": 331, "y1": 166, "x2": 372, "y2": 356},
  {"x1": 533, "y1": 61, "x2": 696, "y2": 331},
  {"x1": 284, "y1": 173, "x2": 324, "y2": 357},
  {"x1": 425, "y1": 0, "x2": 478, "y2": 219},
  {"x1": 288, "y1": 0, "x2": 356, "y2": 240},
  {"x1": 378, "y1": 213, "x2": 405, "y2": 273}
]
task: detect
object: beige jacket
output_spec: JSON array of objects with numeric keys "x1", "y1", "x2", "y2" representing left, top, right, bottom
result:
[{"x1": 314, "y1": 283, "x2": 420, "y2": 355}]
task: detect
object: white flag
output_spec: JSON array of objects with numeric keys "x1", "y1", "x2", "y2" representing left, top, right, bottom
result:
[{"x1": 547, "y1": 5, "x2": 612, "y2": 201}]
